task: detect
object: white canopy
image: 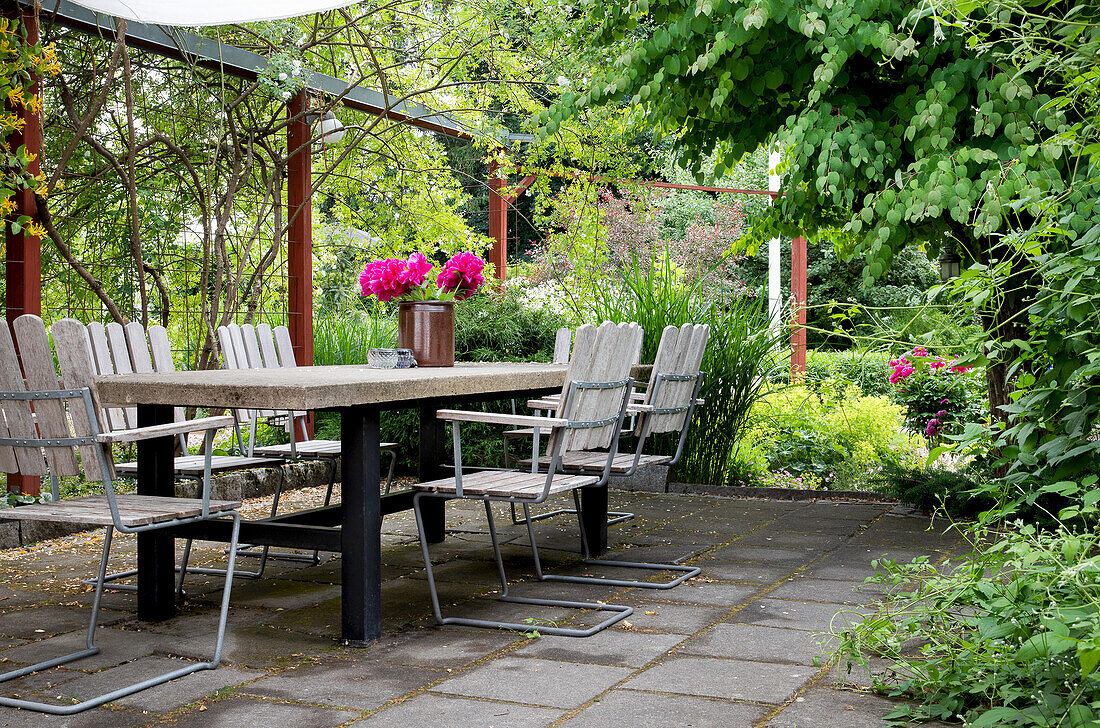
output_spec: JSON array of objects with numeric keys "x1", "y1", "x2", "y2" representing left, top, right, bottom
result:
[{"x1": 67, "y1": 0, "x2": 361, "y2": 26}]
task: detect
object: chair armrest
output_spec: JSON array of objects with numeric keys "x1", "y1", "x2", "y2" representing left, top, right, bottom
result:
[
  {"x1": 525, "y1": 398, "x2": 560, "y2": 412},
  {"x1": 436, "y1": 410, "x2": 568, "y2": 428},
  {"x1": 627, "y1": 403, "x2": 654, "y2": 415},
  {"x1": 97, "y1": 415, "x2": 236, "y2": 444}
]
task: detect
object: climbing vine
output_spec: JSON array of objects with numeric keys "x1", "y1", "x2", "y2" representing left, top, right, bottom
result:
[{"x1": 0, "y1": 15, "x2": 59, "y2": 241}]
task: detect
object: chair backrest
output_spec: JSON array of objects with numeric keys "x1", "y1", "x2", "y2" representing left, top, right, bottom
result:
[
  {"x1": 551, "y1": 322, "x2": 642, "y2": 454},
  {"x1": 216, "y1": 323, "x2": 276, "y2": 421},
  {"x1": 87, "y1": 321, "x2": 133, "y2": 430},
  {"x1": 0, "y1": 315, "x2": 114, "y2": 483},
  {"x1": 641, "y1": 323, "x2": 710, "y2": 435},
  {"x1": 552, "y1": 327, "x2": 571, "y2": 364}
]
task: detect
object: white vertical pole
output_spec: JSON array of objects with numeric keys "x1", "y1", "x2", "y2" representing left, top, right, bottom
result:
[{"x1": 767, "y1": 149, "x2": 783, "y2": 333}]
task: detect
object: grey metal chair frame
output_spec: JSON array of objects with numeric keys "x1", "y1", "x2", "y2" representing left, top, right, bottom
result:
[
  {"x1": 414, "y1": 376, "x2": 637, "y2": 637},
  {"x1": 0, "y1": 387, "x2": 241, "y2": 716}
]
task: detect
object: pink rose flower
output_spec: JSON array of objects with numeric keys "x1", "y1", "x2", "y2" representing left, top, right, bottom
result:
[{"x1": 437, "y1": 252, "x2": 486, "y2": 300}]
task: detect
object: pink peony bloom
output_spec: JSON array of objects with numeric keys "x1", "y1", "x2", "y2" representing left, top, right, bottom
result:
[
  {"x1": 437, "y1": 252, "x2": 486, "y2": 300},
  {"x1": 912, "y1": 346, "x2": 928, "y2": 357},
  {"x1": 399, "y1": 253, "x2": 432, "y2": 287},
  {"x1": 930, "y1": 359, "x2": 946, "y2": 369},
  {"x1": 359, "y1": 258, "x2": 412, "y2": 302}
]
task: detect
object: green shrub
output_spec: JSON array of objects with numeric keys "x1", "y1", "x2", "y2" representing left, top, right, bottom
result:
[
  {"x1": 805, "y1": 349, "x2": 892, "y2": 397},
  {"x1": 735, "y1": 381, "x2": 924, "y2": 490},
  {"x1": 455, "y1": 283, "x2": 566, "y2": 362},
  {"x1": 313, "y1": 308, "x2": 396, "y2": 366},
  {"x1": 871, "y1": 462, "x2": 996, "y2": 517}
]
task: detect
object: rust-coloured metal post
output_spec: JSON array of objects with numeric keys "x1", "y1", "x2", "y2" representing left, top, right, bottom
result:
[
  {"x1": 790, "y1": 235, "x2": 808, "y2": 379},
  {"x1": 287, "y1": 91, "x2": 314, "y2": 435},
  {"x1": 487, "y1": 161, "x2": 507, "y2": 281},
  {"x1": 5, "y1": 7, "x2": 42, "y2": 495}
]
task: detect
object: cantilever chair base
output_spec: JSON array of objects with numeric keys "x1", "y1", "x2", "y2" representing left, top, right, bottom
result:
[
  {"x1": 521, "y1": 491, "x2": 700, "y2": 590},
  {"x1": 413, "y1": 493, "x2": 633, "y2": 638},
  {"x1": 0, "y1": 515, "x2": 242, "y2": 715}
]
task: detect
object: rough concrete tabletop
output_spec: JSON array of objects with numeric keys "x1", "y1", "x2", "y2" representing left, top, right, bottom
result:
[{"x1": 95, "y1": 362, "x2": 569, "y2": 410}]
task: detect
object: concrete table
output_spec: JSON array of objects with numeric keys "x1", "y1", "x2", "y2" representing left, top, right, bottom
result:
[{"x1": 96, "y1": 362, "x2": 596, "y2": 645}]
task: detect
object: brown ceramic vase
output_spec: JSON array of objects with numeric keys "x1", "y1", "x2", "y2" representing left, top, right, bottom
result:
[{"x1": 397, "y1": 300, "x2": 455, "y2": 367}]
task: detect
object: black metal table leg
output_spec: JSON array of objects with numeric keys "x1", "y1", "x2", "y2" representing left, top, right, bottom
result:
[
  {"x1": 341, "y1": 405, "x2": 382, "y2": 645},
  {"x1": 417, "y1": 403, "x2": 446, "y2": 543},
  {"x1": 136, "y1": 403, "x2": 177, "y2": 621},
  {"x1": 580, "y1": 484, "x2": 609, "y2": 556}
]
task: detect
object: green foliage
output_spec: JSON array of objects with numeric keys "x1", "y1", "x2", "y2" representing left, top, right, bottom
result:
[
  {"x1": 838, "y1": 512, "x2": 1100, "y2": 727},
  {"x1": 805, "y1": 349, "x2": 892, "y2": 397},
  {"x1": 312, "y1": 307, "x2": 397, "y2": 367},
  {"x1": 455, "y1": 283, "x2": 567, "y2": 362},
  {"x1": 571, "y1": 0, "x2": 1100, "y2": 494},
  {"x1": 871, "y1": 462, "x2": 994, "y2": 518},
  {"x1": 578, "y1": 250, "x2": 785, "y2": 485},
  {"x1": 736, "y1": 381, "x2": 924, "y2": 490}
]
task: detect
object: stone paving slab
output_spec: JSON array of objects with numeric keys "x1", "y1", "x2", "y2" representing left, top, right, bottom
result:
[
  {"x1": 165, "y1": 696, "x2": 357, "y2": 728},
  {"x1": 0, "y1": 626, "x2": 165, "y2": 673},
  {"x1": 703, "y1": 544, "x2": 821, "y2": 566},
  {"x1": 764, "y1": 687, "x2": 953, "y2": 728},
  {"x1": 353, "y1": 692, "x2": 563, "y2": 727},
  {"x1": 730, "y1": 598, "x2": 868, "y2": 633},
  {"x1": 370, "y1": 627, "x2": 520, "y2": 668},
  {"x1": 0, "y1": 606, "x2": 125, "y2": 639},
  {"x1": 0, "y1": 704, "x2": 147, "y2": 728},
  {"x1": 699, "y1": 562, "x2": 800, "y2": 584},
  {"x1": 430, "y1": 656, "x2": 634, "y2": 709},
  {"x1": 240, "y1": 656, "x2": 444, "y2": 710},
  {"x1": 587, "y1": 599, "x2": 727, "y2": 634},
  {"x1": 623, "y1": 655, "x2": 813, "y2": 704},
  {"x1": 41, "y1": 656, "x2": 263, "y2": 713},
  {"x1": 768, "y1": 577, "x2": 886, "y2": 605},
  {"x1": 510, "y1": 628, "x2": 686, "y2": 667},
  {"x1": 646, "y1": 581, "x2": 760, "y2": 607},
  {"x1": 680, "y1": 623, "x2": 835, "y2": 666},
  {"x1": 560, "y1": 689, "x2": 767, "y2": 728}
]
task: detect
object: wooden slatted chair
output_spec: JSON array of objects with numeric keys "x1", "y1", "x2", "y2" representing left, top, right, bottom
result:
[
  {"x1": 527, "y1": 323, "x2": 709, "y2": 475},
  {"x1": 84, "y1": 321, "x2": 285, "y2": 591},
  {"x1": 247, "y1": 324, "x2": 398, "y2": 494},
  {"x1": 504, "y1": 326, "x2": 637, "y2": 527},
  {"x1": 0, "y1": 315, "x2": 242, "y2": 715},
  {"x1": 515, "y1": 322, "x2": 709, "y2": 590},
  {"x1": 409, "y1": 322, "x2": 643, "y2": 637}
]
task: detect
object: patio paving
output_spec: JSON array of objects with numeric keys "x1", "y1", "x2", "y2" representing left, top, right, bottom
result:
[{"x1": 0, "y1": 488, "x2": 961, "y2": 726}]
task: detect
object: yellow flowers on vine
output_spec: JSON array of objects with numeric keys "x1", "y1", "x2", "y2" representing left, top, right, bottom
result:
[{"x1": 1, "y1": 16, "x2": 61, "y2": 237}]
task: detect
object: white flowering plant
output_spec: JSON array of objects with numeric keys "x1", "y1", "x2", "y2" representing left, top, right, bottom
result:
[{"x1": 258, "y1": 51, "x2": 307, "y2": 101}]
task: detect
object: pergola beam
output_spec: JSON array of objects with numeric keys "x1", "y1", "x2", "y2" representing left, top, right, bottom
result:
[{"x1": 24, "y1": 0, "x2": 472, "y2": 139}]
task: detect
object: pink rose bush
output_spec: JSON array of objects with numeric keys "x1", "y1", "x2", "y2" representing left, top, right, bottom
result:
[
  {"x1": 359, "y1": 251, "x2": 487, "y2": 303},
  {"x1": 887, "y1": 345, "x2": 983, "y2": 442}
]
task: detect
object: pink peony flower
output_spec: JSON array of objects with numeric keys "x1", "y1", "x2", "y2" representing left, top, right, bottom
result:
[
  {"x1": 399, "y1": 253, "x2": 432, "y2": 287},
  {"x1": 912, "y1": 346, "x2": 928, "y2": 357},
  {"x1": 359, "y1": 258, "x2": 412, "y2": 302},
  {"x1": 930, "y1": 359, "x2": 946, "y2": 369},
  {"x1": 437, "y1": 252, "x2": 486, "y2": 300}
]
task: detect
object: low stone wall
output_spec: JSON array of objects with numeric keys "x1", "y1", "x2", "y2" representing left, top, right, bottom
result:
[{"x1": 0, "y1": 459, "x2": 334, "y2": 549}]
